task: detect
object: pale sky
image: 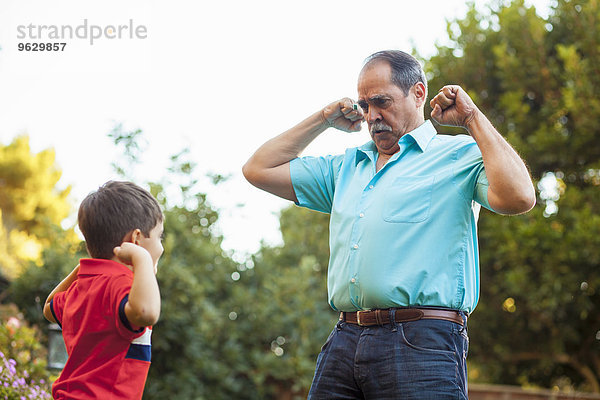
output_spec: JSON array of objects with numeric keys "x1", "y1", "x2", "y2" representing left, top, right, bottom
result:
[{"x1": 0, "y1": 0, "x2": 552, "y2": 261}]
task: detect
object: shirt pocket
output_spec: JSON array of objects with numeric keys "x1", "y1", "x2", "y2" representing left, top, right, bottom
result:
[{"x1": 382, "y1": 176, "x2": 435, "y2": 223}]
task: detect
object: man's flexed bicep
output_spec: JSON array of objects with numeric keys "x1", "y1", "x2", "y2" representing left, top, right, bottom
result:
[{"x1": 243, "y1": 158, "x2": 297, "y2": 202}]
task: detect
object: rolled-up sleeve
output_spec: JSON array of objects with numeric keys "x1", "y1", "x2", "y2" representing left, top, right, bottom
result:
[
  {"x1": 453, "y1": 139, "x2": 494, "y2": 212},
  {"x1": 474, "y1": 167, "x2": 493, "y2": 211},
  {"x1": 289, "y1": 154, "x2": 343, "y2": 214}
]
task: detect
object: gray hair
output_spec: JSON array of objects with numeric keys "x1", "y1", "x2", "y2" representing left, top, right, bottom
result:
[{"x1": 363, "y1": 50, "x2": 428, "y2": 96}]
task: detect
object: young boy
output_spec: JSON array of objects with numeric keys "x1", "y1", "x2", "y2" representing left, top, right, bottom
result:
[{"x1": 43, "y1": 181, "x2": 164, "y2": 400}]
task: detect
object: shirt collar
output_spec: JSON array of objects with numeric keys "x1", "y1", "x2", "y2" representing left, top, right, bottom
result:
[
  {"x1": 78, "y1": 258, "x2": 133, "y2": 277},
  {"x1": 355, "y1": 120, "x2": 437, "y2": 164},
  {"x1": 356, "y1": 141, "x2": 377, "y2": 163},
  {"x1": 409, "y1": 120, "x2": 437, "y2": 152}
]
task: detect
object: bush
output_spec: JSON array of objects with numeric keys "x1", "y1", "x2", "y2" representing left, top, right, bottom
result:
[
  {"x1": 0, "y1": 351, "x2": 51, "y2": 399},
  {"x1": 0, "y1": 304, "x2": 53, "y2": 399}
]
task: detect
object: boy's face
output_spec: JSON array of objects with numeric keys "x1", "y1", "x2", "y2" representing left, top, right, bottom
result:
[{"x1": 138, "y1": 221, "x2": 164, "y2": 273}]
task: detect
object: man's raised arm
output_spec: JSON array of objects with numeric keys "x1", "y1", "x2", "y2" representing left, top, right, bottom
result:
[
  {"x1": 430, "y1": 85, "x2": 536, "y2": 215},
  {"x1": 242, "y1": 98, "x2": 363, "y2": 201}
]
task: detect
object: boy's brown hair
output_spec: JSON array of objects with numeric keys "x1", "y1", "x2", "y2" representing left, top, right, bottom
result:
[{"x1": 78, "y1": 181, "x2": 163, "y2": 259}]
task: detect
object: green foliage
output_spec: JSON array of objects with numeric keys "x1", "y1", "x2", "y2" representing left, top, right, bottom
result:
[
  {"x1": 423, "y1": 0, "x2": 600, "y2": 392},
  {"x1": 9, "y1": 240, "x2": 85, "y2": 326},
  {"x1": 0, "y1": 136, "x2": 82, "y2": 398},
  {"x1": 141, "y1": 139, "x2": 336, "y2": 398},
  {"x1": 9, "y1": 5, "x2": 600, "y2": 391},
  {"x1": 225, "y1": 206, "x2": 336, "y2": 399},
  {"x1": 145, "y1": 183, "x2": 242, "y2": 399},
  {"x1": 108, "y1": 124, "x2": 147, "y2": 178},
  {"x1": 473, "y1": 186, "x2": 600, "y2": 390},
  {"x1": 0, "y1": 136, "x2": 84, "y2": 391}
]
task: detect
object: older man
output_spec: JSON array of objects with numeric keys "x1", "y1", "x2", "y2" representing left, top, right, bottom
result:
[{"x1": 243, "y1": 50, "x2": 535, "y2": 399}]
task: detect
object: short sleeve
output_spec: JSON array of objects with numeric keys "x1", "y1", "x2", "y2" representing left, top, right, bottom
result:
[
  {"x1": 110, "y1": 275, "x2": 146, "y2": 341},
  {"x1": 289, "y1": 154, "x2": 344, "y2": 214},
  {"x1": 50, "y1": 292, "x2": 66, "y2": 328}
]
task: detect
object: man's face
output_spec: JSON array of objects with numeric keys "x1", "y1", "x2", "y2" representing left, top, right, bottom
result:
[
  {"x1": 357, "y1": 61, "x2": 424, "y2": 155},
  {"x1": 138, "y1": 221, "x2": 164, "y2": 273}
]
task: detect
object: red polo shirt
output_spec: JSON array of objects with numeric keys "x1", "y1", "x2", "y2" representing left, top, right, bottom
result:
[{"x1": 50, "y1": 259, "x2": 152, "y2": 400}]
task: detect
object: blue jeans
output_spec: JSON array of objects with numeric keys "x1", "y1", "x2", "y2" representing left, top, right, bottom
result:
[{"x1": 308, "y1": 310, "x2": 469, "y2": 399}]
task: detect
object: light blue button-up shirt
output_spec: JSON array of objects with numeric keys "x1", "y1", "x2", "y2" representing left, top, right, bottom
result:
[{"x1": 290, "y1": 120, "x2": 493, "y2": 313}]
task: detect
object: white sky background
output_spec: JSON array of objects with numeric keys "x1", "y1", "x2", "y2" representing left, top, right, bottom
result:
[{"x1": 0, "y1": 0, "x2": 552, "y2": 261}]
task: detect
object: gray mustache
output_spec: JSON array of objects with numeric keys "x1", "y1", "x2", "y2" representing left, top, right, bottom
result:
[{"x1": 370, "y1": 122, "x2": 393, "y2": 134}]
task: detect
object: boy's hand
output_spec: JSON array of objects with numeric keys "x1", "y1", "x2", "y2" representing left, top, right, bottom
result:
[{"x1": 114, "y1": 242, "x2": 152, "y2": 267}]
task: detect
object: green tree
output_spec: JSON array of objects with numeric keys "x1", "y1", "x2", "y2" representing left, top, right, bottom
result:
[
  {"x1": 106, "y1": 128, "x2": 244, "y2": 398},
  {"x1": 143, "y1": 154, "x2": 335, "y2": 399},
  {"x1": 9, "y1": 240, "x2": 85, "y2": 325},
  {"x1": 0, "y1": 136, "x2": 80, "y2": 398},
  {"x1": 0, "y1": 136, "x2": 82, "y2": 325},
  {"x1": 145, "y1": 181, "x2": 243, "y2": 399},
  {"x1": 423, "y1": 0, "x2": 600, "y2": 392},
  {"x1": 105, "y1": 126, "x2": 336, "y2": 398},
  {"x1": 224, "y1": 206, "x2": 336, "y2": 399}
]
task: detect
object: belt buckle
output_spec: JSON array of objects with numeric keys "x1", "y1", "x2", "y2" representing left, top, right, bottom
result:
[{"x1": 356, "y1": 310, "x2": 367, "y2": 326}]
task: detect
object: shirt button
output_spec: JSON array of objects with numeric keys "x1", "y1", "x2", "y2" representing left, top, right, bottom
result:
[
  {"x1": 351, "y1": 278, "x2": 356, "y2": 283},
  {"x1": 359, "y1": 213, "x2": 365, "y2": 218},
  {"x1": 352, "y1": 244, "x2": 359, "y2": 249},
  {"x1": 369, "y1": 185, "x2": 374, "y2": 189}
]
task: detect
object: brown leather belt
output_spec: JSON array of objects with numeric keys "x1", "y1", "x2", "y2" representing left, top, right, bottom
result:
[{"x1": 341, "y1": 308, "x2": 464, "y2": 327}]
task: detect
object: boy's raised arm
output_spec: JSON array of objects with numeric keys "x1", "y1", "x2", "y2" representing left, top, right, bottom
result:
[
  {"x1": 43, "y1": 264, "x2": 80, "y2": 323},
  {"x1": 113, "y1": 243, "x2": 161, "y2": 327}
]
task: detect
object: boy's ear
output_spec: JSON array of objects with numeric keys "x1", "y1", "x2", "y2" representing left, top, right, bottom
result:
[
  {"x1": 130, "y1": 229, "x2": 143, "y2": 245},
  {"x1": 121, "y1": 229, "x2": 143, "y2": 245}
]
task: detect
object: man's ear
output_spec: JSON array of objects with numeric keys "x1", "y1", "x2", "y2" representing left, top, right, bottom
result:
[{"x1": 413, "y1": 82, "x2": 427, "y2": 108}]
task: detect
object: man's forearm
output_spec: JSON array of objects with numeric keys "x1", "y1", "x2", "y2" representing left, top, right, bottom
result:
[
  {"x1": 243, "y1": 97, "x2": 362, "y2": 201},
  {"x1": 467, "y1": 112, "x2": 536, "y2": 214},
  {"x1": 242, "y1": 110, "x2": 329, "y2": 201},
  {"x1": 246, "y1": 110, "x2": 327, "y2": 169}
]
